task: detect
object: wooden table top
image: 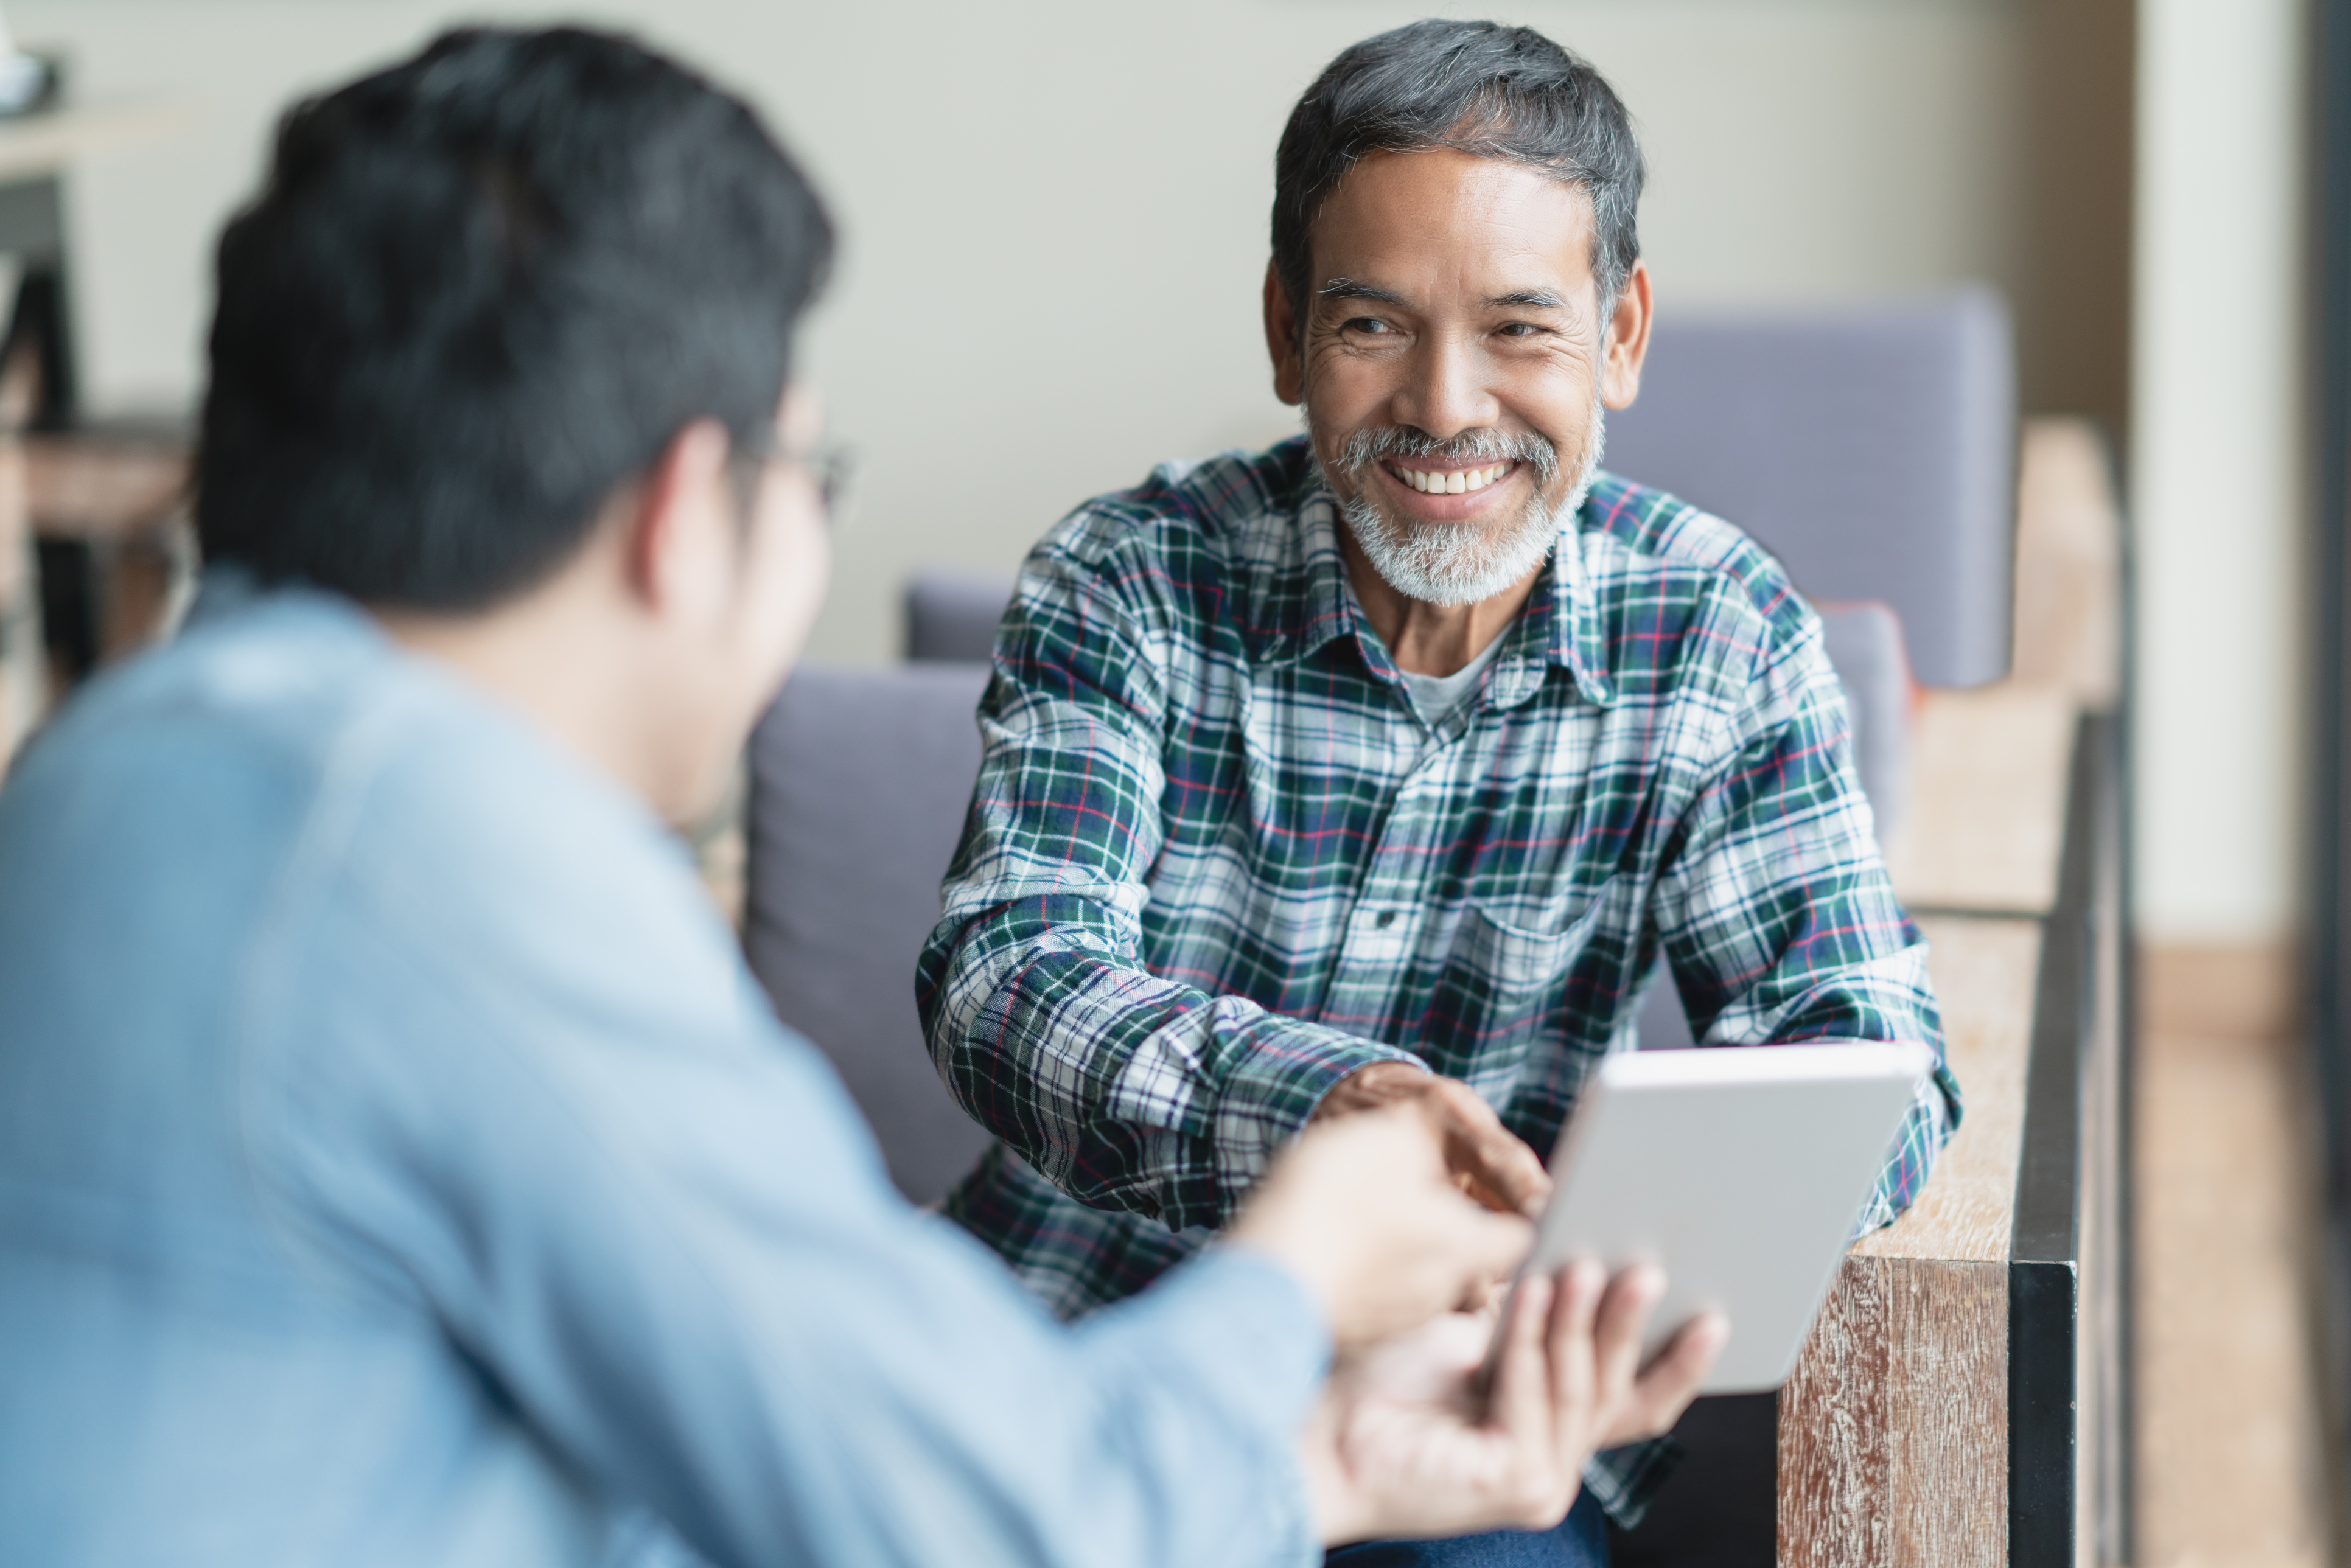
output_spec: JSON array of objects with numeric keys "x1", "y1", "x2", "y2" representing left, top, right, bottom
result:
[
  {"x1": 1852, "y1": 681, "x2": 2069, "y2": 1267},
  {"x1": 1881, "y1": 681, "x2": 2078, "y2": 919},
  {"x1": 1851, "y1": 913, "x2": 2038, "y2": 1264},
  {"x1": 0, "y1": 97, "x2": 193, "y2": 183},
  {"x1": 1841, "y1": 417, "x2": 2117, "y2": 1264}
]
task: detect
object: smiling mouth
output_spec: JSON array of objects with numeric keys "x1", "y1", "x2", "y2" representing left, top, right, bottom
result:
[{"x1": 1383, "y1": 460, "x2": 1517, "y2": 497}]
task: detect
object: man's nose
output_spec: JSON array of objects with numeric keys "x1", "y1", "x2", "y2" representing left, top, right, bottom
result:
[{"x1": 1391, "y1": 330, "x2": 1500, "y2": 440}]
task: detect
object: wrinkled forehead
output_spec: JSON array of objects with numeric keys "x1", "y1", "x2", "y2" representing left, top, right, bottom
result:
[{"x1": 1307, "y1": 148, "x2": 1601, "y2": 307}]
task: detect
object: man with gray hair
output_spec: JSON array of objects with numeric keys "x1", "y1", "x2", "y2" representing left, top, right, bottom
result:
[{"x1": 919, "y1": 19, "x2": 1962, "y2": 1561}]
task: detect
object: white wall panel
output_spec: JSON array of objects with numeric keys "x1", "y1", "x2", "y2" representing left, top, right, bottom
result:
[{"x1": 2132, "y1": 0, "x2": 2307, "y2": 944}]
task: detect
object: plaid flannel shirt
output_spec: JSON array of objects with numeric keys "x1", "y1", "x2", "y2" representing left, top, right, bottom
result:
[{"x1": 917, "y1": 437, "x2": 1961, "y2": 1528}]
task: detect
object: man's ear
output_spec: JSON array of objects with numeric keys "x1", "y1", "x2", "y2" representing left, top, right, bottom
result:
[
  {"x1": 622, "y1": 418, "x2": 735, "y2": 611},
  {"x1": 1263, "y1": 260, "x2": 1305, "y2": 406},
  {"x1": 1599, "y1": 259, "x2": 1654, "y2": 411}
]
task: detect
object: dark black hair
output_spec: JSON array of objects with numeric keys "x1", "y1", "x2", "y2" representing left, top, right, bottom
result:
[
  {"x1": 197, "y1": 27, "x2": 833, "y2": 611},
  {"x1": 1272, "y1": 19, "x2": 1643, "y2": 328}
]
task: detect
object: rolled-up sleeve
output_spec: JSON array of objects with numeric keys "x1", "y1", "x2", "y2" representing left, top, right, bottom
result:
[{"x1": 1648, "y1": 599, "x2": 1961, "y2": 1230}]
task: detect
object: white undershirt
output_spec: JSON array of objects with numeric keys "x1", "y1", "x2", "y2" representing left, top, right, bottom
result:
[{"x1": 1400, "y1": 628, "x2": 1509, "y2": 726}]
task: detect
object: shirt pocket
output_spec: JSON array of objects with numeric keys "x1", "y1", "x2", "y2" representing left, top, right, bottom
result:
[{"x1": 1423, "y1": 885, "x2": 1618, "y2": 1092}]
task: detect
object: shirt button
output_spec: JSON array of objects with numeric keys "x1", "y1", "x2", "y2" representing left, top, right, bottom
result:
[{"x1": 1375, "y1": 910, "x2": 1397, "y2": 929}]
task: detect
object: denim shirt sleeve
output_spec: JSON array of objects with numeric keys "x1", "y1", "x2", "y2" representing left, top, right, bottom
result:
[{"x1": 236, "y1": 690, "x2": 1329, "y2": 1568}]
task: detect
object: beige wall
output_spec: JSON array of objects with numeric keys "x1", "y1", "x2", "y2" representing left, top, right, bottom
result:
[
  {"x1": 2131, "y1": 0, "x2": 2308, "y2": 947},
  {"x1": 47, "y1": 2, "x2": 2301, "y2": 945},
  {"x1": 15, "y1": 0, "x2": 2033, "y2": 666}
]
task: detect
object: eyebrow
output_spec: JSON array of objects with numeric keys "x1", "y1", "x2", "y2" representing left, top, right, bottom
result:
[
  {"x1": 1317, "y1": 277, "x2": 1408, "y2": 307},
  {"x1": 1488, "y1": 288, "x2": 1569, "y2": 310}
]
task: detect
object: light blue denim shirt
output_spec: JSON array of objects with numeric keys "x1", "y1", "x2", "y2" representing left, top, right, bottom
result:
[{"x1": 0, "y1": 584, "x2": 1328, "y2": 1567}]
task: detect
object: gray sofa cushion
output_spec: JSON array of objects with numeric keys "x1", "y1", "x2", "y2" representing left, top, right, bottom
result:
[
  {"x1": 742, "y1": 662, "x2": 995, "y2": 1204},
  {"x1": 906, "y1": 570, "x2": 1017, "y2": 663},
  {"x1": 1817, "y1": 600, "x2": 1912, "y2": 845},
  {"x1": 1602, "y1": 288, "x2": 2015, "y2": 689}
]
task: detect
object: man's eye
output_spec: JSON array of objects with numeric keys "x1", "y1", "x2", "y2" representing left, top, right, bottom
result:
[
  {"x1": 1497, "y1": 321, "x2": 1543, "y2": 338},
  {"x1": 1344, "y1": 316, "x2": 1392, "y2": 335}
]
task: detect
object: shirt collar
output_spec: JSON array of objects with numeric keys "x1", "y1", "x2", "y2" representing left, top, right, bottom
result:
[{"x1": 1263, "y1": 476, "x2": 1616, "y2": 710}]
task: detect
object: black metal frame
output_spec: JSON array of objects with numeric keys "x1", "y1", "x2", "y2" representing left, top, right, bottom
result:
[
  {"x1": 0, "y1": 173, "x2": 85, "y2": 687},
  {"x1": 0, "y1": 173, "x2": 74, "y2": 427},
  {"x1": 2008, "y1": 712, "x2": 2123, "y2": 1565}
]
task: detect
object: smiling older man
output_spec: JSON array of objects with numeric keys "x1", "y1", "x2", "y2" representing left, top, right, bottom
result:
[{"x1": 918, "y1": 19, "x2": 1962, "y2": 1561}]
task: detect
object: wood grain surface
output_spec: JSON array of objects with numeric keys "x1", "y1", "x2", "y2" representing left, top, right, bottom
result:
[
  {"x1": 1853, "y1": 915, "x2": 2039, "y2": 1264},
  {"x1": 2009, "y1": 419, "x2": 2122, "y2": 708},
  {"x1": 1779, "y1": 1255, "x2": 2010, "y2": 1566},
  {"x1": 1778, "y1": 915, "x2": 2036, "y2": 1564},
  {"x1": 1881, "y1": 684, "x2": 2077, "y2": 917},
  {"x1": 1780, "y1": 1256, "x2": 1893, "y2": 1566}
]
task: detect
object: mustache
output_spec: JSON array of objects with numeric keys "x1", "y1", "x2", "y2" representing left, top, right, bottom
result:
[{"x1": 1331, "y1": 425, "x2": 1562, "y2": 490}]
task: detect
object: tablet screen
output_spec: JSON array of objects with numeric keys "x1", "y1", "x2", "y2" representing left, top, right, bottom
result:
[{"x1": 1492, "y1": 1041, "x2": 1934, "y2": 1395}]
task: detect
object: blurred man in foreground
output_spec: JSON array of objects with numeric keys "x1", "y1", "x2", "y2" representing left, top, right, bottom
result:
[{"x1": 0, "y1": 29, "x2": 1720, "y2": 1567}]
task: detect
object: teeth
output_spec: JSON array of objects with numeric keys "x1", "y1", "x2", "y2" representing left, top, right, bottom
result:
[{"x1": 1399, "y1": 463, "x2": 1509, "y2": 495}]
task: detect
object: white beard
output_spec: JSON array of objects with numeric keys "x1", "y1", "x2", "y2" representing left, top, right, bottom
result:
[{"x1": 1324, "y1": 399, "x2": 1606, "y2": 608}]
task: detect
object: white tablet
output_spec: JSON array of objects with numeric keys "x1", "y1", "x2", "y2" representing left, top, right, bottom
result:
[{"x1": 1493, "y1": 1041, "x2": 1935, "y2": 1395}]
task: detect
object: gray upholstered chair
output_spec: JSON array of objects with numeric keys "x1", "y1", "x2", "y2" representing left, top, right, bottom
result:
[
  {"x1": 1818, "y1": 600, "x2": 1913, "y2": 845},
  {"x1": 1601, "y1": 288, "x2": 2016, "y2": 690},
  {"x1": 741, "y1": 662, "x2": 994, "y2": 1205},
  {"x1": 906, "y1": 570, "x2": 1019, "y2": 663},
  {"x1": 1612, "y1": 293, "x2": 2014, "y2": 1047}
]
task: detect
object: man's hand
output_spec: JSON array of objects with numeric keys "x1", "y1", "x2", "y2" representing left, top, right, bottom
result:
[
  {"x1": 1299, "y1": 1262, "x2": 1729, "y2": 1546},
  {"x1": 1314, "y1": 1061, "x2": 1552, "y2": 1218},
  {"x1": 1227, "y1": 1107, "x2": 1534, "y2": 1350}
]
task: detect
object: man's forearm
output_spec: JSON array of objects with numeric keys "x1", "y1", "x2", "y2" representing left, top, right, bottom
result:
[{"x1": 921, "y1": 901, "x2": 1414, "y2": 1230}]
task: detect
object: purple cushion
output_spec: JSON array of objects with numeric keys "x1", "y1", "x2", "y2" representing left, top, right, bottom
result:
[
  {"x1": 1604, "y1": 289, "x2": 2014, "y2": 689},
  {"x1": 742, "y1": 662, "x2": 994, "y2": 1203}
]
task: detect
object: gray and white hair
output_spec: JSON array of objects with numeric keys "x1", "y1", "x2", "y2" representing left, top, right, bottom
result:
[{"x1": 1272, "y1": 21, "x2": 1646, "y2": 332}]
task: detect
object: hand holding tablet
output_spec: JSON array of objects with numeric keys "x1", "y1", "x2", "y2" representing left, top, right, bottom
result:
[
  {"x1": 1308, "y1": 1251, "x2": 1726, "y2": 1544},
  {"x1": 1488, "y1": 1041, "x2": 1937, "y2": 1396}
]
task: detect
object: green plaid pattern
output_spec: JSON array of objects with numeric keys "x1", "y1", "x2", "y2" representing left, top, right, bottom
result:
[{"x1": 917, "y1": 436, "x2": 1960, "y2": 1527}]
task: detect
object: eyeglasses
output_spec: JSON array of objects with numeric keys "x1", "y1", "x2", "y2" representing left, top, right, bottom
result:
[{"x1": 739, "y1": 427, "x2": 855, "y2": 522}]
